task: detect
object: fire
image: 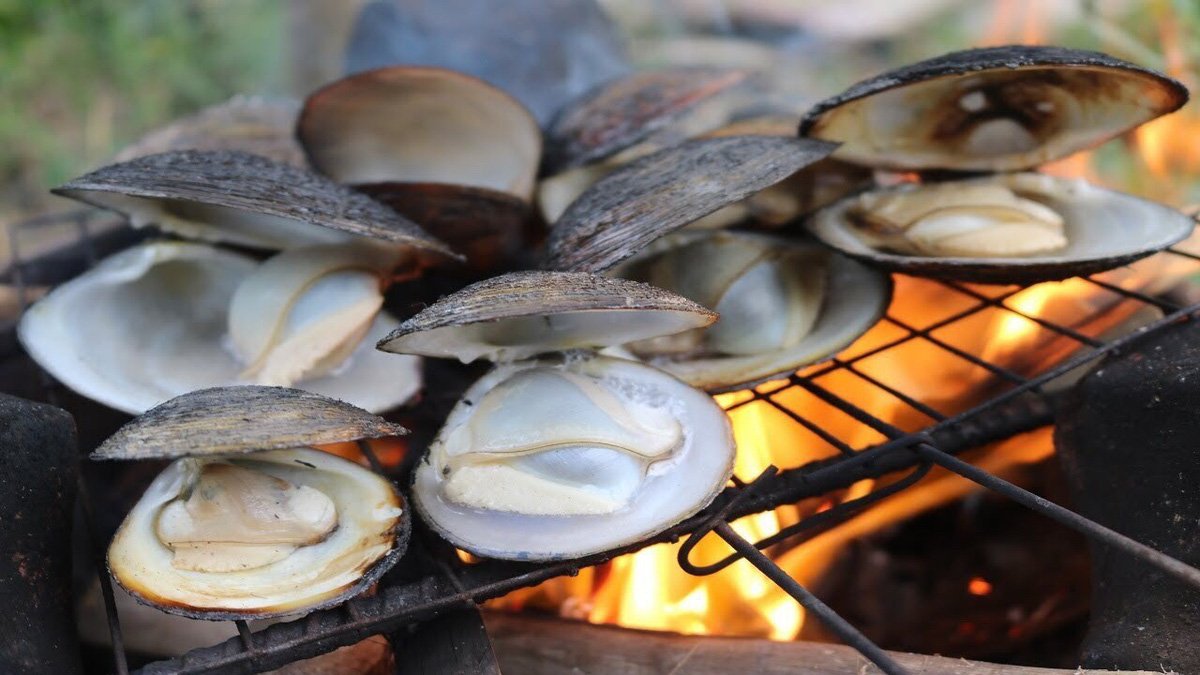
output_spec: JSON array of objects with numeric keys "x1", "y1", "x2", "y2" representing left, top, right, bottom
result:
[
  {"x1": 968, "y1": 577, "x2": 994, "y2": 596},
  {"x1": 487, "y1": 0, "x2": 1200, "y2": 643}
]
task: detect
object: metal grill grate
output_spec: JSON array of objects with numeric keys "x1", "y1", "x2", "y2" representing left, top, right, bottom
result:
[{"x1": 5, "y1": 211, "x2": 1200, "y2": 675}]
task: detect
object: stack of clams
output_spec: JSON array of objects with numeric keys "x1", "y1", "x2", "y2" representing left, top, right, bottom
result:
[{"x1": 27, "y1": 38, "x2": 1194, "y2": 624}]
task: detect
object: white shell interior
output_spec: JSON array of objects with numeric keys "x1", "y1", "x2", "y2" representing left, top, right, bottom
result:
[
  {"x1": 412, "y1": 356, "x2": 735, "y2": 560},
  {"x1": 108, "y1": 448, "x2": 402, "y2": 617},
  {"x1": 302, "y1": 69, "x2": 541, "y2": 199},
  {"x1": 807, "y1": 65, "x2": 1182, "y2": 171},
  {"x1": 809, "y1": 173, "x2": 1196, "y2": 270},
  {"x1": 18, "y1": 241, "x2": 422, "y2": 414},
  {"x1": 57, "y1": 191, "x2": 354, "y2": 250},
  {"x1": 616, "y1": 234, "x2": 891, "y2": 392}
]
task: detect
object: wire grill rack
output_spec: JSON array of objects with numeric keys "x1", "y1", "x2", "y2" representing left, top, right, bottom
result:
[{"x1": 5, "y1": 209, "x2": 1200, "y2": 675}]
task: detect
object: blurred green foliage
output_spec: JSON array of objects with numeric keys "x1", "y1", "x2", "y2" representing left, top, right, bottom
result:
[{"x1": 0, "y1": 0, "x2": 285, "y2": 214}]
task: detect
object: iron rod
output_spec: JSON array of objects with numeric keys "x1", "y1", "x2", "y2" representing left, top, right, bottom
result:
[
  {"x1": 714, "y1": 522, "x2": 910, "y2": 675},
  {"x1": 913, "y1": 443, "x2": 1200, "y2": 589}
]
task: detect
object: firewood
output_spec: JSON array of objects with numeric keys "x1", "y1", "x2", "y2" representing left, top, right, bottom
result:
[{"x1": 483, "y1": 612, "x2": 1168, "y2": 675}]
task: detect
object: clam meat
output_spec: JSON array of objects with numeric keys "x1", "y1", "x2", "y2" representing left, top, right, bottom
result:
[
  {"x1": 98, "y1": 386, "x2": 410, "y2": 619},
  {"x1": 843, "y1": 176, "x2": 1067, "y2": 258},
  {"x1": 613, "y1": 232, "x2": 891, "y2": 392},
  {"x1": 411, "y1": 355, "x2": 734, "y2": 560}
]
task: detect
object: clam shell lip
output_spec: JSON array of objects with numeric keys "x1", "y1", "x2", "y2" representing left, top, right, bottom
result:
[
  {"x1": 639, "y1": 238, "x2": 894, "y2": 393},
  {"x1": 108, "y1": 449, "x2": 411, "y2": 621},
  {"x1": 799, "y1": 45, "x2": 1188, "y2": 172},
  {"x1": 543, "y1": 136, "x2": 840, "y2": 273},
  {"x1": 91, "y1": 385, "x2": 408, "y2": 461},
  {"x1": 807, "y1": 174, "x2": 1197, "y2": 285},
  {"x1": 53, "y1": 149, "x2": 457, "y2": 257},
  {"x1": 297, "y1": 65, "x2": 541, "y2": 199},
  {"x1": 377, "y1": 270, "x2": 718, "y2": 361},
  {"x1": 543, "y1": 66, "x2": 752, "y2": 174},
  {"x1": 411, "y1": 356, "x2": 735, "y2": 561},
  {"x1": 112, "y1": 95, "x2": 307, "y2": 168}
]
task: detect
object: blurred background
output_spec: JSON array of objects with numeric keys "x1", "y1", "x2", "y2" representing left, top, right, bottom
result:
[{"x1": 2, "y1": 0, "x2": 1198, "y2": 233}]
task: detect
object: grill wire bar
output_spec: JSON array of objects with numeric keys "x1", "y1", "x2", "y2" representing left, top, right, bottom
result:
[{"x1": 5, "y1": 212, "x2": 1200, "y2": 674}]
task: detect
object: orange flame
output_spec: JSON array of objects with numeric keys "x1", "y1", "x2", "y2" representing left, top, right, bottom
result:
[{"x1": 488, "y1": 0, "x2": 1200, "y2": 641}]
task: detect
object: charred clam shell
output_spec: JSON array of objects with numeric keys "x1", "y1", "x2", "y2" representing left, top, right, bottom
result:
[
  {"x1": 97, "y1": 386, "x2": 410, "y2": 620},
  {"x1": 799, "y1": 45, "x2": 1188, "y2": 172}
]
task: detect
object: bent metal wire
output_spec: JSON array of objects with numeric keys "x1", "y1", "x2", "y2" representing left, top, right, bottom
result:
[{"x1": 6, "y1": 210, "x2": 1200, "y2": 675}]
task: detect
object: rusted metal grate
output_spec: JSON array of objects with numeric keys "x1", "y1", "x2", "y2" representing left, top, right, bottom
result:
[{"x1": 5, "y1": 210, "x2": 1200, "y2": 675}]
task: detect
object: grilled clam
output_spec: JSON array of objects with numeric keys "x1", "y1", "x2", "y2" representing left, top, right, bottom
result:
[
  {"x1": 801, "y1": 46, "x2": 1194, "y2": 283},
  {"x1": 538, "y1": 67, "x2": 755, "y2": 224},
  {"x1": 378, "y1": 271, "x2": 736, "y2": 560},
  {"x1": 800, "y1": 45, "x2": 1188, "y2": 172},
  {"x1": 613, "y1": 231, "x2": 891, "y2": 392},
  {"x1": 411, "y1": 355, "x2": 733, "y2": 560},
  {"x1": 53, "y1": 150, "x2": 453, "y2": 254},
  {"x1": 27, "y1": 150, "x2": 450, "y2": 413},
  {"x1": 543, "y1": 136, "x2": 838, "y2": 272},
  {"x1": 297, "y1": 67, "x2": 540, "y2": 266},
  {"x1": 98, "y1": 387, "x2": 410, "y2": 620},
  {"x1": 18, "y1": 242, "x2": 422, "y2": 414}
]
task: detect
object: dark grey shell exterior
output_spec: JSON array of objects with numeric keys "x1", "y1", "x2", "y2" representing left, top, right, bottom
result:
[
  {"x1": 798, "y1": 45, "x2": 1188, "y2": 170},
  {"x1": 378, "y1": 270, "x2": 716, "y2": 348},
  {"x1": 543, "y1": 67, "x2": 752, "y2": 174},
  {"x1": 92, "y1": 386, "x2": 408, "y2": 460},
  {"x1": 543, "y1": 136, "x2": 838, "y2": 272},
  {"x1": 54, "y1": 150, "x2": 457, "y2": 257}
]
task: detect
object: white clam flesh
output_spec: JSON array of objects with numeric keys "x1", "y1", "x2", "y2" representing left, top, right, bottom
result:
[
  {"x1": 613, "y1": 232, "x2": 890, "y2": 392},
  {"x1": 412, "y1": 355, "x2": 735, "y2": 560},
  {"x1": 228, "y1": 243, "x2": 403, "y2": 386},
  {"x1": 844, "y1": 176, "x2": 1067, "y2": 258},
  {"x1": 809, "y1": 172, "x2": 1196, "y2": 283},
  {"x1": 18, "y1": 241, "x2": 422, "y2": 414},
  {"x1": 109, "y1": 447, "x2": 403, "y2": 618}
]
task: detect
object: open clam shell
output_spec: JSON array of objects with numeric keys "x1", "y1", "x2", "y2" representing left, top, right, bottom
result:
[
  {"x1": 113, "y1": 96, "x2": 307, "y2": 168},
  {"x1": 799, "y1": 45, "x2": 1188, "y2": 172},
  {"x1": 543, "y1": 136, "x2": 838, "y2": 272},
  {"x1": 53, "y1": 150, "x2": 454, "y2": 255},
  {"x1": 18, "y1": 242, "x2": 423, "y2": 414},
  {"x1": 411, "y1": 355, "x2": 735, "y2": 561},
  {"x1": 614, "y1": 231, "x2": 892, "y2": 392},
  {"x1": 543, "y1": 67, "x2": 754, "y2": 174},
  {"x1": 377, "y1": 270, "x2": 716, "y2": 363},
  {"x1": 100, "y1": 387, "x2": 409, "y2": 620},
  {"x1": 297, "y1": 66, "x2": 542, "y2": 200},
  {"x1": 228, "y1": 243, "x2": 404, "y2": 386},
  {"x1": 344, "y1": 0, "x2": 629, "y2": 125},
  {"x1": 357, "y1": 182, "x2": 531, "y2": 271},
  {"x1": 808, "y1": 172, "x2": 1196, "y2": 284}
]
